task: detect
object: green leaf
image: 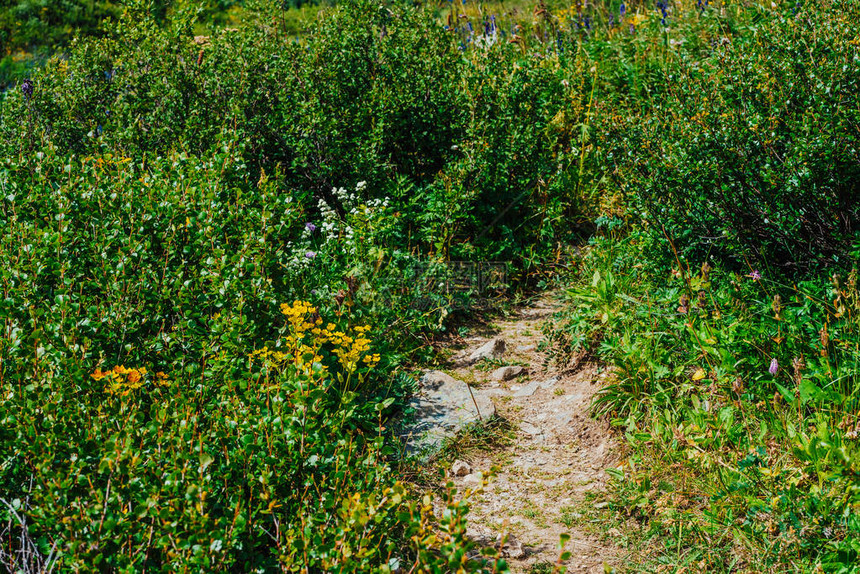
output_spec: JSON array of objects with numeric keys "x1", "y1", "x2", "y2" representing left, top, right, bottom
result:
[
  {"x1": 799, "y1": 379, "x2": 824, "y2": 403},
  {"x1": 774, "y1": 381, "x2": 795, "y2": 403},
  {"x1": 559, "y1": 532, "x2": 571, "y2": 549},
  {"x1": 199, "y1": 452, "x2": 214, "y2": 472}
]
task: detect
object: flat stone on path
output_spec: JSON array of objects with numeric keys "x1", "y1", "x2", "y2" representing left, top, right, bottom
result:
[
  {"x1": 401, "y1": 371, "x2": 496, "y2": 456},
  {"x1": 512, "y1": 377, "x2": 558, "y2": 397},
  {"x1": 451, "y1": 460, "x2": 472, "y2": 476},
  {"x1": 468, "y1": 338, "x2": 506, "y2": 364},
  {"x1": 490, "y1": 365, "x2": 525, "y2": 381}
]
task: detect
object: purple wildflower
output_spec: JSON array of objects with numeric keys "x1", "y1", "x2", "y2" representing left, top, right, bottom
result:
[
  {"x1": 305, "y1": 222, "x2": 317, "y2": 233},
  {"x1": 769, "y1": 358, "x2": 779, "y2": 375},
  {"x1": 656, "y1": 0, "x2": 668, "y2": 25},
  {"x1": 620, "y1": 2, "x2": 626, "y2": 17},
  {"x1": 21, "y1": 79, "x2": 34, "y2": 99},
  {"x1": 748, "y1": 270, "x2": 762, "y2": 281},
  {"x1": 305, "y1": 251, "x2": 316, "y2": 259}
]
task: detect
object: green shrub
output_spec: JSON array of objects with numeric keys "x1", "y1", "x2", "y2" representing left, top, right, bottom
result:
[
  {"x1": 633, "y1": 1, "x2": 860, "y2": 274},
  {"x1": 0, "y1": 299, "x2": 498, "y2": 571},
  {"x1": 547, "y1": 233, "x2": 860, "y2": 569},
  {"x1": 0, "y1": 0, "x2": 605, "y2": 270}
]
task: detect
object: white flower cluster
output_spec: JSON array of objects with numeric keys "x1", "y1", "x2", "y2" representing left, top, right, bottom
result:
[
  {"x1": 365, "y1": 196, "x2": 390, "y2": 210},
  {"x1": 332, "y1": 183, "x2": 360, "y2": 210},
  {"x1": 282, "y1": 181, "x2": 391, "y2": 276},
  {"x1": 472, "y1": 32, "x2": 498, "y2": 50},
  {"x1": 317, "y1": 196, "x2": 349, "y2": 238}
]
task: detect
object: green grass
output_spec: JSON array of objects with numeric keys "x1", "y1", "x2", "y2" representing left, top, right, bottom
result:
[
  {"x1": 1, "y1": 0, "x2": 857, "y2": 571},
  {"x1": 438, "y1": 417, "x2": 517, "y2": 462},
  {"x1": 547, "y1": 233, "x2": 860, "y2": 571}
]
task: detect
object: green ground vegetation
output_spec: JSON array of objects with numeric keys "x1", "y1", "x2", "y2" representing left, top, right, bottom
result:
[{"x1": 0, "y1": 0, "x2": 858, "y2": 571}]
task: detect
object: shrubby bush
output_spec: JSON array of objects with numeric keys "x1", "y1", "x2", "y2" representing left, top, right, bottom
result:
[
  {"x1": 547, "y1": 233, "x2": 860, "y2": 570},
  {"x1": 540, "y1": 2, "x2": 860, "y2": 570},
  {"x1": 0, "y1": 1, "x2": 589, "y2": 567},
  {"x1": 627, "y1": 1, "x2": 860, "y2": 273},
  {"x1": 0, "y1": 0, "x2": 587, "y2": 269},
  {"x1": 1, "y1": 299, "x2": 492, "y2": 570}
]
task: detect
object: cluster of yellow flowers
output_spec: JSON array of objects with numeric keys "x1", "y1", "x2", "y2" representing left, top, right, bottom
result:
[
  {"x1": 554, "y1": 6, "x2": 579, "y2": 26},
  {"x1": 248, "y1": 347, "x2": 290, "y2": 365},
  {"x1": 269, "y1": 301, "x2": 380, "y2": 374},
  {"x1": 91, "y1": 365, "x2": 147, "y2": 396},
  {"x1": 280, "y1": 300, "x2": 321, "y2": 335},
  {"x1": 91, "y1": 366, "x2": 170, "y2": 396},
  {"x1": 331, "y1": 324, "x2": 382, "y2": 373}
]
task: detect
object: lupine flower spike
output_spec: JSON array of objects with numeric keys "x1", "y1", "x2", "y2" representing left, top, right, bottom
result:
[{"x1": 21, "y1": 79, "x2": 34, "y2": 100}]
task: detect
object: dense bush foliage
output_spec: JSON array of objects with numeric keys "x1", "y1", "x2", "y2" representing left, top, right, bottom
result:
[
  {"x1": 547, "y1": 232, "x2": 860, "y2": 570},
  {"x1": 632, "y1": 1, "x2": 860, "y2": 273},
  {"x1": 539, "y1": 1, "x2": 860, "y2": 571},
  {"x1": 0, "y1": 0, "x2": 594, "y2": 568},
  {"x1": 1, "y1": 0, "x2": 589, "y2": 263},
  {"x1": 2, "y1": 298, "x2": 493, "y2": 570},
  {"x1": 2, "y1": 0, "x2": 859, "y2": 570}
]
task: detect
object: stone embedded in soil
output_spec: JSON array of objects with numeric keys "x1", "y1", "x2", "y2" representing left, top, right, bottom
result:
[
  {"x1": 468, "y1": 338, "x2": 506, "y2": 364},
  {"x1": 519, "y1": 421, "x2": 544, "y2": 437},
  {"x1": 499, "y1": 534, "x2": 526, "y2": 559},
  {"x1": 400, "y1": 371, "x2": 496, "y2": 456},
  {"x1": 490, "y1": 365, "x2": 525, "y2": 381},
  {"x1": 462, "y1": 472, "x2": 482, "y2": 485},
  {"x1": 451, "y1": 460, "x2": 472, "y2": 477},
  {"x1": 512, "y1": 377, "x2": 559, "y2": 397}
]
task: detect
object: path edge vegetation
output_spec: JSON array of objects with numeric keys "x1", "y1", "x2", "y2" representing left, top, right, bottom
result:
[{"x1": 0, "y1": 0, "x2": 858, "y2": 571}]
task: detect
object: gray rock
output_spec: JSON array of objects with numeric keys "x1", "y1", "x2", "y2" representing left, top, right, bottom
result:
[
  {"x1": 512, "y1": 377, "x2": 558, "y2": 397},
  {"x1": 498, "y1": 534, "x2": 526, "y2": 559},
  {"x1": 515, "y1": 344, "x2": 535, "y2": 353},
  {"x1": 490, "y1": 365, "x2": 525, "y2": 381},
  {"x1": 512, "y1": 381, "x2": 540, "y2": 397},
  {"x1": 468, "y1": 338, "x2": 506, "y2": 364},
  {"x1": 520, "y1": 421, "x2": 543, "y2": 437},
  {"x1": 400, "y1": 371, "x2": 496, "y2": 456},
  {"x1": 462, "y1": 472, "x2": 483, "y2": 485},
  {"x1": 451, "y1": 460, "x2": 472, "y2": 477}
]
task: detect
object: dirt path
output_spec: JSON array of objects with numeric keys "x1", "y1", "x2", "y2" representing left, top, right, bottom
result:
[{"x1": 441, "y1": 291, "x2": 626, "y2": 573}]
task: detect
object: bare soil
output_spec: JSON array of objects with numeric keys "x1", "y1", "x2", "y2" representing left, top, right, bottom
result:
[{"x1": 439, "y1": 292, "x2": 627, "y2": 573}]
